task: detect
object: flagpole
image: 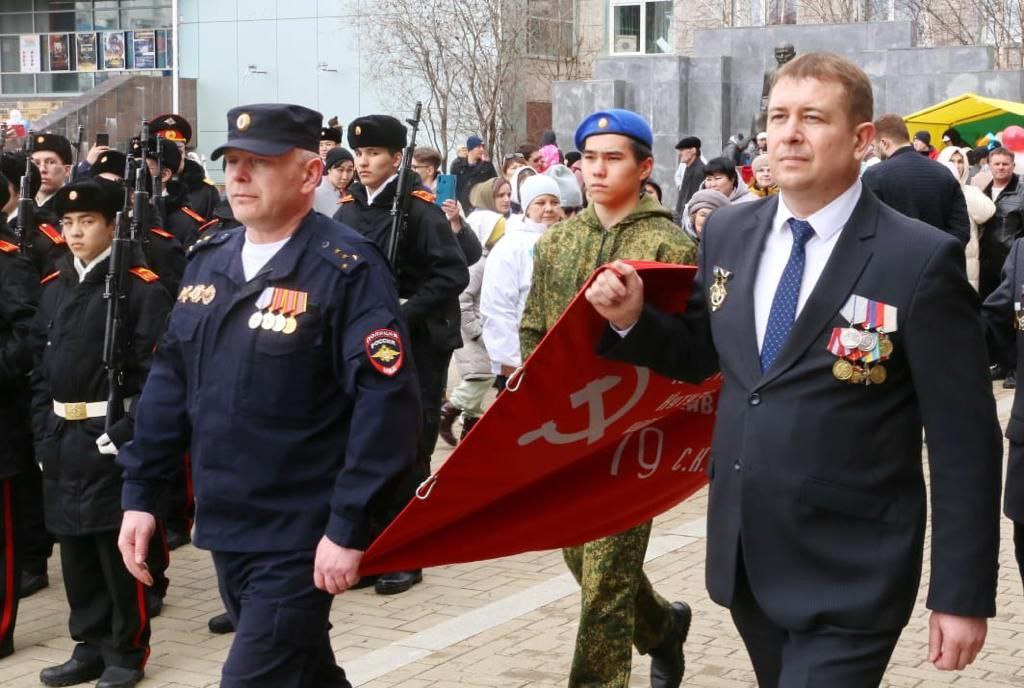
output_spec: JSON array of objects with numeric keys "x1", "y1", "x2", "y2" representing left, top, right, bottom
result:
[{"x1": 171, "y1": 0, "x2": 179, "y2": 113}]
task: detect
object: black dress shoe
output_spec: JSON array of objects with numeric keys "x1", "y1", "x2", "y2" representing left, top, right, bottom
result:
[
  {"x1": 40, "y1": 657, "x2": 105, "y2": 687},
  {"x1": 438, "y1": 402, "x2": 460, "y2": 447},
  {"x1": 649, "y1": 601, "x2": 692, "y2": 688},
  {"x1": 19, "y1": 570, "x2": 48, "y2": 598},
  {"x1": 165, "y1": 529, "x2": 192, "y2": 551},
  {"x1": 991, "y1": 364, "x2": 1008, "y2": 380},
  {"x1": 460, "y1": 416, "x2": 479, "y2": 441},
  {"x1": 208, "y1": 612, "x2": 235, "y2": 634},
  {"x1": 1005, "y1": 371, "x2": 1017, "y2": 389},
  {"x1": 96, "y1": 666, "x2": 144, "y2": 688},
  {"x1": 374, "y1": 570, "x2": 423, "y2": 595}
]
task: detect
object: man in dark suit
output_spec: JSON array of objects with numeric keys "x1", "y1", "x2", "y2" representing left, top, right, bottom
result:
[
  {"x1": 673, "y1": 137, "x2": 704, "y2": 224},
  {"x1": 585, "y1": 52, "x2": 1002, "y2": 686},
  {"x1": 862, "y1": 114, "x2": 970, "y2": 245}
]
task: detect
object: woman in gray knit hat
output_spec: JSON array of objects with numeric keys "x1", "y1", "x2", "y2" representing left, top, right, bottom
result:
[{"x1": 685, "y1": 188, "x2": 730, "y2": 240}]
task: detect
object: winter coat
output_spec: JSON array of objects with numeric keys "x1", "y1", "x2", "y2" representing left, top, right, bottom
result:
[
  {"x1": 454, "y1": 253, "x2": 492, "y2": 379},
  {"x1": 980, "y1": 173, "x2": 1024, "y2": 298},
  {"x1": 937, "y1": 146, "x2": 996, "y2": 291},
  {"x1": 729, "y1": 182, "x2": 759, "y2": 204}
]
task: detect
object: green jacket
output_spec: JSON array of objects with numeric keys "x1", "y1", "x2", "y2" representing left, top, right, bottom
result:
[{"x1": 520, "y1": 195, "x2": 697, "y2": 359}]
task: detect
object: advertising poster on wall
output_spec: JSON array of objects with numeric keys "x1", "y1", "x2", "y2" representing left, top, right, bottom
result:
[
  {"x1": 77, "y1": 33, "x2": 98, "y2": 72},
  {"x1": 19, "y1": 35, "x2": 41, "y2": 73},
  {"x1": 102, "y1": 31, "x2": 126, "y2": 70},
  {"x1": 48, "y1": 34, "x2": 71, "y2": 71},
  {"x1": 132, "y1": 30, "x2": 156, "y2": 69}
]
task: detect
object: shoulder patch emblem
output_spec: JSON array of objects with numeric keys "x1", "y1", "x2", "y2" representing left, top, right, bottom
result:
[
  {"x1": 365, "y1": 328, "x2": 404, "y2": 376},
  {"x1": 150, "y1": 227, "x2": 175, "y2": 240},
  {"x1": 181, "y1": 207, "x2": 207, "y2": 224},
  {"x1": 38, "y1": 223, "x2": 65, "y2": 244},
  {"x1": 0, "y1": 240, "x2": 19, "y2": 254},
  {"x1": 410, "y1": 189, "x2": 436, "y2": 203},
  {"x1": 129, "y1": 266, "x2": 160, "y2": 283},
  {"x1": 40, "y1": 270, "x2": 61, "y2": 284}
]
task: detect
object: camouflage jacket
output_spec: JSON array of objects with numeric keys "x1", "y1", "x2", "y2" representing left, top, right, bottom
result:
[{"x1": 520, "y1": 194, "x2": 697, "y2": 359}]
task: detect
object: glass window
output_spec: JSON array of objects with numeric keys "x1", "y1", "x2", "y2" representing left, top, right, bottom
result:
[
  {"x1": 37, "y1": 72, "x2": 92, "y2": 94},
  {"x1": 0, "y1": 13, "x2": 35, "y2": 34},
  {"x1": 93, "y1": 10, "x2": 118, "y2": 30},
  {"x1": 645, "y1": 1, "x2": 672, "y2": 53},
  {"x1": 38, "y1": 11, "x2": 77, "y2": 32},
  {"x1": 1, "y1": 74, "x2": 35, "y2": 94},
  {"x1": 3, "y1": 0, "x2": 34, "y2": 10},
  {"x1": 121, "y1": 8, "x2": 171, "y2": 29},
  {"x1": 610, "y1": 1, "x2": 673, "y2": 54},
  {"x1": 0, "y1": 35, "x2": 21, "y2": 73},
  {"x1": 612, "y1": 4, "x2": 641, "y2": 54}
]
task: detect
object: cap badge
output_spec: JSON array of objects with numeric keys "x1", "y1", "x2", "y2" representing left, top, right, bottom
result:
[
  {"x1": 68, "y1": 190, "x2": 78, "y2": 200},
  {"x1": 598, "y1": 117, "x2": 608, "y2": 129},
  {"x1": 99, "y1": 155, "x2": 107, "y2": 163},
  {"x1": 37, "y1": 135, "x2": 45, "y2": 144},
  {"x1": 164, "y1": 117, "x2": 176, "y2": 125},
  {"x1": 354, "y1": 126, "x2": 362, "y2": 135},
  {"x1": 236, "y1": 113, "x2": 252, "y2": 132}
]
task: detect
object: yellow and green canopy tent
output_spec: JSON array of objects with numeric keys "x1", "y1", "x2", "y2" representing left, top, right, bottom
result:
[{"x1": 904, "y1": 93, "x2": 1024, "y2": 148}]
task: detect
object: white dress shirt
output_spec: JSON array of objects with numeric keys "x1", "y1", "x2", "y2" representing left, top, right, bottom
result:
[{"x1": 753, "y1": 180, "x2": 862, "y2": 350}]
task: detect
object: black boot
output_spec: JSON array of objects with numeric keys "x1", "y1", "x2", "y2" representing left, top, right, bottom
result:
[
  {"x1": 1005, "y1": 370, "x2": 1017, "y2": 389},
  {"x1": 96, "y1": 666, "x2": 144, "y2": 688},
  {"x1": 991, "y1": 364, "x2": 1008, "y2": 380},
  {"x1": 649, "y1": 601, "x2": 692, "y2": 688},
  {"x1": 207, "y1": 612, "x2": 235, "y2": 634},
  {"x1": 19, "y1": 570, "x2": 49, "y2": 598},
  {"x1": 374, "y1": 570, "x2": 423, "y2": 595},
  {"x1": 438, "y1": 402, "x2": 461, "y2": 446},
  {"x1": 460, "y1": 416, "x2": 479, "y2": 441},
  {"x1": 40, "y1": 657, "x2": 105, "y2": 687}
]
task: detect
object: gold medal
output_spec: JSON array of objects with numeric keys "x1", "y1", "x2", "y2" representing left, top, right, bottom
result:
[
  {"x1": 261, "y1": 311, "x2": 276, "y2": 329},
  {"x1": 201, "y1": 285, "x2": 216, "y2": 305},
  {"x1": 878, "y1": 338, "x2": 893, "y2": 359},
  {"x1": 832, "y1": 359, "x2": 854, "y2": 381},
  {"x1": 283, "y1": 316, "x2": 297, "y2": 334},
  {"x1": 849, "y1": 366, "x2": 865, "y2": 385},
  {"x1": 189, "y1": 285, "x2": 203, "y2": 303},
  {"x1": 248, "y1": 311, "x2": 264, "y2": 329},
  {"x1": 868, "y1": 364, "x2": 887, "y2": 385},
  {"x1": 272, "y1": 313, "x2": 287, "y2": 332}
]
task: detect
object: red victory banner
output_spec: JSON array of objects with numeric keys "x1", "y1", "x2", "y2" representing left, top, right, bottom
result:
[{"x1": 360, "y1": 261, "x2": 722, "y2": 575}]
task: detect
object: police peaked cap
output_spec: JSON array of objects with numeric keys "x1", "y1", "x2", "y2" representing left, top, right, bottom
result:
[
  {"x1": 32, "y1": 132, "x2": 74, "y2": 165},
  {"x1": 90, "y1": 149, "x2": 129, "y2": 179},
  {"x1": 0, "y1": 152, "x2": 41, "y2": 198},
  {"x1": 574, "y1": 109, "x2": 653, "y2": 151},
  {"x1": 320, "y1": 126, "x2": 342, "y2": 144},
  {"x1": 211, "y1": 103, "x2": 322, "y2": 160},
  {"x1": 54, "y1": 177, "x2": 123, "y2": 221},
  {"x1": 348, "y1": 115, "x2": 407, "y2": 151},
  {"x1": 147, "y1": 113, "x2": 193, "y2": 144}
]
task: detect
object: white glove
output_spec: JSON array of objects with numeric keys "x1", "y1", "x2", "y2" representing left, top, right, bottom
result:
[{"x1": 96, "y1": 433, "x2": 118, "y2": 456}]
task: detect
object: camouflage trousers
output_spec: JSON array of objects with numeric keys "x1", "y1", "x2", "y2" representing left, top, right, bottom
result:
[{"x1": 562, "y1": 520, "x2": 675, "y2": 687}]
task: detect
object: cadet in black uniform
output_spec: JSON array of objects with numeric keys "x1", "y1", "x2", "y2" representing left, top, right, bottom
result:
[
  {"x1": 31, "y1": 178, "x2": 171, "y2": 688},
  {"x1": 137, "y1": 136, "x2": 205, "y2": 247},
  {"x1": 1, "y1": 152, "x2": 70, "y2": 278},
  {"x1": 117, "y1": 104, "x2": 420, "y2": 688},
  {"x1": 334, "y1": 115, "x2": 470, "y2": 595},
  {"x1": 30, "y1": 133, "x2": 73, "y2": 213},
  {"x1": 320, "y1": 125, "x2": 342, "y2": 163},
  {"x1": 147, "y1": 114, "x2": 222, "y2": 220},
  {"x1": 91, "y1": 149, "x2": 187, "y2": 297},
  {"x1": 0, "y1": 191, "x2": 42, "y2": 658}
]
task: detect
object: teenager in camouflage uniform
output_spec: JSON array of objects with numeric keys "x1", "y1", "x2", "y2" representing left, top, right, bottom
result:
[{"x1": 520, "y1": 110, "x2": 697, "y2": 688}]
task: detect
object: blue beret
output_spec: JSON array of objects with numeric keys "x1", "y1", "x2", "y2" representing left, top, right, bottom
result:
[{"x1": 574, "y1": 109, "x2": 653, "y2": 151}]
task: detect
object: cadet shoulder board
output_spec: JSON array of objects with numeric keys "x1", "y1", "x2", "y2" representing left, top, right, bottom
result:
[
  {"x1": 181, "y1": 207, "x2": 207, "y2": 224},
  {"x1": 40, "y1": 270, "x2": 61, "y2": 284},
  {"x1": 129, "y1": 266, "x2": 160, "y2": 283},
  {"x1": 410, "y1": 189, "x2": 436, "y2": 204},
  {"x1": 150, "y1": 227, "x2": 176, "y2": 240},
  {"x1": 0, "y1": 240, "x2": 19, "y2": 254},
  {"x1": 339, "y1": 193, "x2": 355, "y2": 205},
  {"x1": 38, "y1": 223, "x2": 65, "y2": 245}
]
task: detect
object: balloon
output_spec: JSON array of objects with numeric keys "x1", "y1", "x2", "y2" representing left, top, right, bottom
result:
[{"x1": 1003, "y1": 125, "x2": 1024, "y2": 152}]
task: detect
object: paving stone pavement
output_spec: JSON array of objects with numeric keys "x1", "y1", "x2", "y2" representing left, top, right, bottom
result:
[{"x1": 1, "y1": 383, "x2": 1021, "y2": 687}]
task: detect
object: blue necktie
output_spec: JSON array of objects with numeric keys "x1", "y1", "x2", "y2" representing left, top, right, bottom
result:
[{"x1": 760, "y1": 218, "x2": 816, "y2": 372}]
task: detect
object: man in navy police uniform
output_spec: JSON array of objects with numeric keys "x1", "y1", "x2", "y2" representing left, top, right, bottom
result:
[{"x1": 115, "y1": 103, "x2": 420, "y2": 687}]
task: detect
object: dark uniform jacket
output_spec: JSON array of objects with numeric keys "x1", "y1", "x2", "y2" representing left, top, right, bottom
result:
[
  {"x1": 334, "y1": 179, "x2": 470, "y2": 352},
  {"x1": 157, "y1": 180, "x2": 206, "y2": 248},
  {"x1": 0, "y1": 210, "x2": 69, "y2": 278},
  {"x1": 0, "y1": 242, "x2": 40, "y2": 480},
  {"x1": 980, "y1": 174, "x2": 1024, "y2": 299},
  {"x1": 861, "y1": 146, "x2": 970, "y2": 245},
  {"x1": 140, "y1": 224, "x2": 187, "y2": 297},
  {"x1": 982, "y1": 238, "x2": 1024, "y2": 522},
  {"x1": 117, "y1": 212, "x2": 420, "y2": 552},
  {"x1": 30, "y1": 255, "x2": 171, "y2": 535},
  {"x1": 600, "y1": 189, "x2": 1001, "y2": 632},
  {"x1": 180, "y1": 159, "x2": 221, "y2": 220}
]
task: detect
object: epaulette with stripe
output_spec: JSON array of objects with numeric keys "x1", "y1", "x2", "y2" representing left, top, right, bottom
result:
[
  {"x1": 38, "y1": 223, "x2": 65, "y2": 245},
  {"x1": 128, "y1": 267, "x2": 160, "y2": 283},
  {"x1": 150, "y1": 227, "x2": 175, "y2": 240},
  {"x1": 410, "y1": 189, "x2": 436, "y2": 204},
  {"x1": 196, "y1": 218, "x2": 218, "y2": 234},
  {"x1": 40, "y1": 270, "x2": 61, "y2": 285},
  {"x1": 181, "y1": 207, "x2": 207, "y2": 224},
  {"x1": 0, "y1": 240, "x2": 20, "y2": 254},
  {"x1": 339, "y1": 193, "x2": 355, "y2": 205}
]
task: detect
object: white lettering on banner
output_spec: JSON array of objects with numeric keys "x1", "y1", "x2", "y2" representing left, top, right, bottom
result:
[
  {"x1": 518, "y1": 366, "x2": 650, "y2": 447},
  {"x1": 671, "y1": 447, "x2": 710, "y2": 473},
  {"x1": 656, "y1": 391, "x2": 715, "y2": 414}
]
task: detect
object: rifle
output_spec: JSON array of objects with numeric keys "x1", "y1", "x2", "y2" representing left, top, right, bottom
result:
[
  {"x1": 16, "y1": 135, "x2": 35, "y2": 253},
  {"x1": 71, "y1": 124, "x2": 84, "y2": 180},
  {"x1": 103, "y1": 152, "x2": 147, "y2": 432},
  {"x1": 152, "y1": 135, "x2": 167, "y2": 228},
  {"x1": 386, "y1": 101, "x2": 423, "y2": 271}
]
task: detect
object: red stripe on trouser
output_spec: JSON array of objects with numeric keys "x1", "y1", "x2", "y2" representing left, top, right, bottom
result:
[
  {"x1": 132, "y1": 578, "x2": 149, "y2": 665},
  {"x1": 0, "y1": 480, "x2": 14, "y2": 639},
  {"x1": 182, "y1": 453, "x2": 194, "y2": 530}
]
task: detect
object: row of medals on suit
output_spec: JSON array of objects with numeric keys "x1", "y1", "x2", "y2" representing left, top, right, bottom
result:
[
  {"x1": 828, "y1": 326, "x2": 893, "y2": 385},
  {"x1": 247, "y1": 286, "x2": 308, "y2": 335}
]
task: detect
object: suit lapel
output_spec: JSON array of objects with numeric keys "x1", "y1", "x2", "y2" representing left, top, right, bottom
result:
[{"x1": 755, "y1": 189, "x2": 879, "y2": 390}]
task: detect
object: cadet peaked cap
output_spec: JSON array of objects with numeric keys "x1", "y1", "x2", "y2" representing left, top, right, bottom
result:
[
  {"x1": 325, "y1": 147, "x2": 354, "y2": 169},
  {"x1": 32, "y1": 132, "x2": 73, "y2": 165},
  {"x1": 90, "y1": 149, "x2": 128, "y2": 179},
  {"x1": 211, "y1": 104, "x2": 323, "y2": 160},
  {"x1": 0, "y1": 152, "x2": 41, "y2": 198},
  {"x1": 54, "y1": 177, "x2": 123, "y2": 221},
  {"x1": 348, "y1": 115, "x2": 407, "y2": 150},
  {"x1": 575, "y1": 109, "x2": 653, "y2": 151},
  {"x1": 147, "y1": 113, "x2": 193, "y2": 144},
  {"x1": 320, "y1": 126, "x2": 342, "y2": 144},
  {"x1": 140, "y1": 136, "x2": 182, "y2": 173},
  {"x1": 675, "y1": 136, "x2": 701, "y2": 150}
]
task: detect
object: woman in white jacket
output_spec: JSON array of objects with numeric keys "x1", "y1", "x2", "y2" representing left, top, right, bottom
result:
[
  {"x1": 480, "y1": 175, "x2": 564, "y2": 384},
  {"x1": 938, "y1": 145, "x2": 996, "y2": 291}
]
